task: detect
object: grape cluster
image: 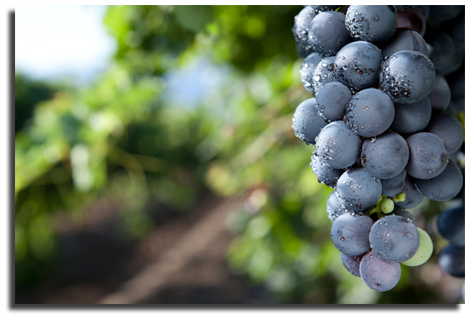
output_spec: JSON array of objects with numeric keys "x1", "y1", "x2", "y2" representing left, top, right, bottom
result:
[{"x1": 291, "y1": 5, "x2": 465, "y2": 294}]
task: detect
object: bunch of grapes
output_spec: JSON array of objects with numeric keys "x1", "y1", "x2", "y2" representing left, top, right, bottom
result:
[{"x1": 291, "y1": 5, "x2": 465, "y2": 294}]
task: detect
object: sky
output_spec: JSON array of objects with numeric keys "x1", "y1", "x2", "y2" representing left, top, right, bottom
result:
[
  {"x1": 15, "y1": 5, "x2": 116, "y2": 85},
  {"x1": 14, "y1": 5, "x2": 222, "y2": 107}
]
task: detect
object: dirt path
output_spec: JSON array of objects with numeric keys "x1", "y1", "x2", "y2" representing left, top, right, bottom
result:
[{"x1": 15, "y1": 193, "x2": 276, "y2": 304}]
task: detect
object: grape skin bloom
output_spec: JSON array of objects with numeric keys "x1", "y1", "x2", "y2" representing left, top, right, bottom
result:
[
  {"x1": 336, "y1": 168, "x2": 382, "y2": 213},
  {"x1": 360, "y1": 250, "x2": 401, "y2": 292},
  {"x1": 379, "y1": 50, "x2": 436, "y2": 104},
  {"x1": 405, "y1": 132, "x2": 449, "y2": 180},
  {"x1": 345, "y1": 88, "x2": 395, "y2": 137},
  {"x1": 330, "y1": 213, "x2": 374, "y2": 257},
  {"x1": 369, "y1": 215, "x2": 420, "y2": 263},
  {"x1": 291, "y1": 98, "x2": 327, "y2": 145},
  {"x1": 314, "y1": 121, "x2": 362, "y2": 169},
  {"x1": 361, "y1": 131, "x2": 409, "y2": 179}
]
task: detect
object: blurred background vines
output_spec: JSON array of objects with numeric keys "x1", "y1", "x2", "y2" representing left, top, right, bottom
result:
[{"x1": 15, "y1": 5, "x2": 463, "y2": 304}]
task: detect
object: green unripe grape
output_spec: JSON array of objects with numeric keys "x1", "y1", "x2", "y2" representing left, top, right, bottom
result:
[{"x1": 402, "y1": 227, "x2": 433, "y2": 267}]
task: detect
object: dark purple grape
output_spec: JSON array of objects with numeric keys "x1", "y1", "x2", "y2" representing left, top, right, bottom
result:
[
  {"x1": 381, "y1": 29, "x2": 429, "y2": 59},
  {"x1": 345, "y1": 5, "x2": 397, "y2": 45},
  {"x1": 315, "y1": 82, "x2": 352, "y2": 122},
  {"x1": 442, "y1": 39, "x2": 464, "y2": 76},
  {"x1": 310, "y1": 152, "x2": 343, "y2": 188},
  {"x1": 300, "y1": 52, "x2": 323, "y2": 94},
  {"x1": 314, "y1": 121, "x2": 362, "y2": 169},
  {"x1": 427, "y1": 76, "x2": 451, "y2": 111},
  {"x1": 360, "y1": 250, "x2": 401, "y2": 292},
  {"x1": 391, "y1": 97, "x2": 432, "y2": 134},
  {"x1": 394, "y1": 175, "x2": 424, "y2": 209},
  {"x1": 379, "y1": 50, "x2": 436, "y2": 104},
  {"x1": 414, "y1": 159, "x2": 463, "y2": 201},
  {"x1": 336, "y1": 168, "x2": 382, "y2": 213},
  {"x1": 369, "y1": 215, "x2": 420, "y2": 263},
  {"x1": 361, "y1": 131, "x2": 409, "y2": 180},
  {"x1": 437, "y1": 206, "x2": 465, "y2": 247},
  {"x1": 292, "y1": 98, "x2": 328, "y2": 144},
  {"x1": 308, "y1": 11, "x2": 351, "y2": 57},
  {"x1": 330, "y1": 213, "x2": 374, "y2": 257},
  {"x1": 341, "y1": 252, "x2": 364, "y2": 277},
  {"x1": 426, "y1": 31, "x2": 456, "y2": 73},
  {"x1": 334, "y1": 41, "x2": 383, "y2": 93},
  {"x1": 405, "y1": 132, "x2": 449, "y2": 180},
  {"x1": 425, "y1": 112, "x2": 464, "y2": 154},
  {"x1": 381, "y1": 169, "x2": 406, "y2": 197},
  {"x1": 439, "y1": 245, "x2": 465, "y2": 278},
  {"x1": 345, "y1": 88, "x2": 394, "y2": 137}
]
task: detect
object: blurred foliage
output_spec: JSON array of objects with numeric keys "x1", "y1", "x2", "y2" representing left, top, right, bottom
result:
[
  {"x1": 15, "y1": 5, "x2": 463, "y2": 303},
  {"x1": 15, "y1": 74, "x2": 62, "y2": 132}
]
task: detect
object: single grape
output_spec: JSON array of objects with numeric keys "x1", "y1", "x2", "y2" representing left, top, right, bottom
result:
[
  {"x1": 391, "y1": 97, "x2": 432, "y2": 134},
  {"x1": 345, "y1": 5, "x2": 397, "y2": 45},
  {"x1": 425, "y1": 112, "x2": 464, "y2": 154},
  {"x1": 308, "y1": 11, "x2": 351, "y2": 57},
  {"x1": 401, "y1": 227, "x2": 433, "y2": 267},
  {"x1": 394, "y1": 175, "x2": 424, "y2": 209},
  {"x1": 405, "y1": 132, "x2": 449, "y2": 180},
  {"x1": 439, "y1": 38, "x2": 464, "y2": 76},
  {"x1": 330, "y1": 213, "x2": 374, "y2": 257},
  {"x1": 361, "y1": 131, "x2": 409, "y2": 179},
  {"x1": 381, "y1": 169, "x2": 406, "y2": 197},
  {"x1": 300, "y1": 52, "x2": 323, "y2": 94},
  {"x1": 336, "y1": 168, "x2": 382, "y2": 213},
  {"x1": 314, "y1": 121, "x2": 362, "y2": 169},
  {"x1": 334, "y1": 41, "x2": 383, "y2": 93},
  {"x1": 439, "y1": 245, "x2": 465, "y2": 278},
  {"x1": 426, "y1": 31, "x2": 456, "y2": 73},
  {"x1": 360, "y1": 250, "x2": 401, "y2": 292},
  {"x1": 310, "y1": 152, "x2": 343, "y2": 188},
  {"x1": 341, "y1": 252, "x2": 364, "y2": 277},
  {"x1": 427, "y1": 76, "x2": 451, "y2": 111},
  {"x1": 315, "y1": 82, "x2": 352, "y2": 122},
  {"x1": 414, "y1": 159, "x2": 463, "y2": 201},
  {"x1": 381, "y1": 29, "x2": 429, "y2": 59},
  {"x1": 292, "y1": 98, "x2": 328, "y2": 145},
  {"x1": 379, "y1": 50, "x2": 436, "y2": 104},
  {"x1": 369, "y1": 215, "x2": 420, "y2": 263},
  {"x1": 345, "y1": 88, "x2": 395, "y2": 137},
  {"x1": 437, "y1": 206, "x2": 465, "y2": 247}
]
